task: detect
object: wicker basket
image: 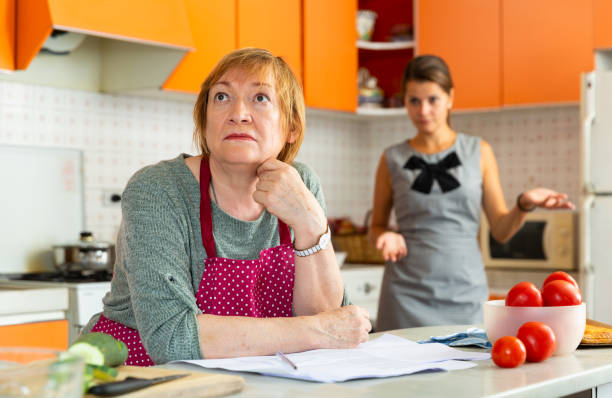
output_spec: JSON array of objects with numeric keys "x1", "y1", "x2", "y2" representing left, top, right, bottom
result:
[{"x1": 332, "y1": 233, "x2": 385, "y2": 264}]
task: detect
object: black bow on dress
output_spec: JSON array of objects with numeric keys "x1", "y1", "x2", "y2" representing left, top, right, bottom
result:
[{"x1": 403, "y1": 151, "x2": 462, "y2": 194}]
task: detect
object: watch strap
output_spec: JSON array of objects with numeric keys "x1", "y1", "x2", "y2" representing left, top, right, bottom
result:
[{"x1": 294, "y1": 225, "x2": 330, "y2": 257}]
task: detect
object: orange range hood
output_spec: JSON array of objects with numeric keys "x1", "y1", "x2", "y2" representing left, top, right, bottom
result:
[{"x1": 13, "y1": 0, "x2": 195, "y2": 95}]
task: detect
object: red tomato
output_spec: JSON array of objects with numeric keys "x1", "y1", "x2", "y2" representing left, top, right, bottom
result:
[
  {"x1": 542, "y1": 280, "x2": 583, "y2": 306},
  {"x1": 542, "y1": 271, "x2": 579, "y2": 290},
  {"x1": 505, "y1": 281, "x2": 543, "y2": 307},
  {"x1": 491, "y1": 336, "x2": 527, "y2": 368},
  {"x1": 516, "y1": 321, "x2": 557, "y2": 362}
]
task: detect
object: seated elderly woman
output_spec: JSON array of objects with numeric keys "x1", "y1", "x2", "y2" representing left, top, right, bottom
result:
[{"x1": 82, "y1": 47, "x2": 371, "y2": 366}]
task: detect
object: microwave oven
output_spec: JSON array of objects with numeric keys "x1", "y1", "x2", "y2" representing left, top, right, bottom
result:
[{"x1": 479, "y1": 211, "x2": 576, "y2": 270}]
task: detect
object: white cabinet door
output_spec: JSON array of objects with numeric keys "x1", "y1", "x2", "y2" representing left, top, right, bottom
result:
[
  {"x1": 590, "y1": 71, "x2": 612, "y2": 193},
  {"x1": 588, "y1": 196, "x2": 612, "y2": 324},
  {"x1": 341, "y1": 266, "x2": 384, "y2": 325}
]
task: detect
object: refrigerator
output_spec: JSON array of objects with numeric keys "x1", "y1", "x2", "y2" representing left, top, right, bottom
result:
[{"x1": 580, "y1": 51, "x2": 612, "y2": 324}]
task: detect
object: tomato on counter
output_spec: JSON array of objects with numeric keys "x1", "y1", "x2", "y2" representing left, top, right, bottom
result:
[
  {"x1": 516, "y1": 322, "x2": 557, "y2": 362},
  {"x1": 505, "y1": 281, "x2": 543, "y2": 307},
  {"x1": 491, "y1": 336, "x2": 527, "y2": 368}
]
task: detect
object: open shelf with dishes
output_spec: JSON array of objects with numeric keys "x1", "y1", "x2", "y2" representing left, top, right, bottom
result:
[{"x1": 357, "y1": 0, "x2": 414, "y2": 115}]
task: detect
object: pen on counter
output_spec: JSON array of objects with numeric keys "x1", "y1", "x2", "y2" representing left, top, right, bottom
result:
[{"x1": 275, "y1": 351, "x2": 298, "y2": 370}]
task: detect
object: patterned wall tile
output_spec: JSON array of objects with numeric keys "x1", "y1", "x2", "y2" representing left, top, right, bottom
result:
[{"x1": 0, "y1": 80, "x2": 581, "y2": 246}]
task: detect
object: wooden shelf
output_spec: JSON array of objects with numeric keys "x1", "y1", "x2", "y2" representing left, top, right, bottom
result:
[{"x1": 357, "y1": 40, "x2": 414, "y2": 50}]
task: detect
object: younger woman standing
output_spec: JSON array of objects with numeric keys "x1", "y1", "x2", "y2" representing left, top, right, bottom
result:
[{"x1": 370, "y1": 55, "x2": 574, "y2": 330}]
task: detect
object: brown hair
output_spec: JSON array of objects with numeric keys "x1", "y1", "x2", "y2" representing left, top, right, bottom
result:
[
  {"x1": 402, "y1": 55, "x2": 454, "y2": 124},
  {"x1": 193, "y1": 47, "x2": 305, "y2": 163}
]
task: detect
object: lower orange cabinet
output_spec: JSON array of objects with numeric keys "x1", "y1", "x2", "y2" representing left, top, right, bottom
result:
[{"x1": 0, "y1": 320, "x2": 69, "y2": 350}]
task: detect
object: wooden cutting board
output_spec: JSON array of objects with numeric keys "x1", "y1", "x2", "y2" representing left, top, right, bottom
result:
[
  {"x1": 580, "y1": 318, "x2": 612, "y2": 346},
  {"x1": 85, "y1": 366, "x2": 244, "y2": 398}
]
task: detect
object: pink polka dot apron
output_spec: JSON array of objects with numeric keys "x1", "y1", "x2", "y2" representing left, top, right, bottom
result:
[{"x1": 91, "y1": 157, "x2": 295, "y2": 366}]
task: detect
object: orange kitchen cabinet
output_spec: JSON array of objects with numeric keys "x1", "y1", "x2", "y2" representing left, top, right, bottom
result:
[
  {"x1": 0, "y1": 0, "x2": 15, "y2": 71},
  {"x1": 594, "y1": 0, "x2": 612, "y2": 50},
  {"x1": 304, "y1": 0, "x2": 357, "y2": 111},
  {"x1": 502, "y1": 0, "x2": 594, "y2": 105},
  {"x1": 238, "y1": 0, "x2": 302, "y2": 82},
  {"x1": 417, "y1": 0, "x2": 501, "y2": 110},
  {"x1": 163, "y1": 1, "x2": 235, "y2": 94},
  {"x1": 165, "y1": 1, "x2": 301, "y2": 95},
  {"x1": 15, "y1": 0, "x2": 193, "y2": 70},
  {"x1": 0, "y1": 320, "x2": 69, "y2": 350}
]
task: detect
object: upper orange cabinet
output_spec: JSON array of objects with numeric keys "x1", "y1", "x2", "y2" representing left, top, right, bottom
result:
[
  {"x1": 164, "y1": 0, "x2": 302, "y2": 95},
  {"x1": 238, "y1": 0, "x2": 302, "y2": 82},
  {"x1": 0, "y1": 0, "x2": 15, "y2": 71},
  {"x1": 163, "y1": 1, "x2": 235, "y2": 94},
  {"x1": 502, "y1": 0, "x2": 593, "y2": 105},
  {"x1": 417, "y1": 0, "x2": 501, "y2": 110},
  {"x1": 418, "y1": 0, "x2": 594, "y2": 108},
  {"x1": 594, "y1": 0, "x2": 612, "y2": 50},
  {"x1": 304, "y1": 0, "x2": 357, "y2": 111}
]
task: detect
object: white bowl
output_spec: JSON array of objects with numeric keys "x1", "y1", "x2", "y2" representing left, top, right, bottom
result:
[{"x1": 483, "y1": 300, "x2": 586, "y2": 355}]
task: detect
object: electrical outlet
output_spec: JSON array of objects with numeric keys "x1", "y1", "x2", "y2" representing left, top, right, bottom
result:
[{"x1": 102, "y1": 189, "x2": 122, "y2": 207}]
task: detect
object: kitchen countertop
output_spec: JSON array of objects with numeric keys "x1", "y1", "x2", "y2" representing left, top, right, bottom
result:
[{"x1": 165, "y1": 324, "x2": 612, "y2": 398}]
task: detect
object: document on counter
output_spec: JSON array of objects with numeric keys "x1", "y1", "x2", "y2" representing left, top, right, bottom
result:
[{"x1": 173, "y1": 333, "x2": 491, "y2": 383}]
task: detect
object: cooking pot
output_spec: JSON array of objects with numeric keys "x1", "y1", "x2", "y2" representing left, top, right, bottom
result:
[{"x1": 53, "y1": 231, "x2": 115, "y2": 272}]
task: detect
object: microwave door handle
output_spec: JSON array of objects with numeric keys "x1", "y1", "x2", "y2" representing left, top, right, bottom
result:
[
  {"x1": 581, "y1": 115, "x2": 594, "y2": 193},
  {"x1": 542, "y1": 221, "x2": 551, "y2": 262}
]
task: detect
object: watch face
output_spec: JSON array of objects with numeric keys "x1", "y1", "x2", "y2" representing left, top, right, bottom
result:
[{"x1": 319, "y1": 230, "x2": 331, "y2": 249}]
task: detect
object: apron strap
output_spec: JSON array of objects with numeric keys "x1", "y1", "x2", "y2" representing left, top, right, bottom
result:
[
  {"x1": 199, "y1": 157, "x2": 216, "y2": 258},
  {"x1": 199, "y1": 157, "x2": 293, "y2": 256},
  {"x1": 278, "y1": 220, "x2": 291, "y2": 246}
]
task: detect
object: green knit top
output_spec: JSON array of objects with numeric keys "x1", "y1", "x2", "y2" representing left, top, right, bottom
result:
[{"x1": 82, "y1": 154, "x2": 349, "y2": 364}]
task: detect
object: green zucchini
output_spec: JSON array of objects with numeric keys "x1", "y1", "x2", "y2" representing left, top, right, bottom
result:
[
  {"x1": 87, "y1": 363, "x2": 119, "y2": 381},
  {"x1": 83, "y1": 361, "x2": 96, "y2": 392},
  {"x1": 68, "y1": 332, "x2": 128, "y2": 366}
]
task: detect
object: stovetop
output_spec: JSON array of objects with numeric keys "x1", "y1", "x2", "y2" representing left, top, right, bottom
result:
[{"x1": 7, "y1": 270, "x2": 113, "y2": 283}]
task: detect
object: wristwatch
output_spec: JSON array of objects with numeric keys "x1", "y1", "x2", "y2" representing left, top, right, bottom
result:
[{"x1": 294, "y1": 225, "x2": 331, "y2": 257}]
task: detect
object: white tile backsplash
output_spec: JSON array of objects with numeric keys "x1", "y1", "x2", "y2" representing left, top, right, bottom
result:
[{"x1": 0, "y1": 80, "x2": 580, "y2": 248}]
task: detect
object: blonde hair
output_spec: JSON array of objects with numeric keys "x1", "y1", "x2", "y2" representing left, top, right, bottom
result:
[{"x1": 193, "y1": 48, "x2": 305, "y2": 163}]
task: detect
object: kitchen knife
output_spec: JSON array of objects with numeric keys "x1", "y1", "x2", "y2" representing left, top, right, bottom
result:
[{"x1": 88, "y1": 373, "x2": 190, "y2": 396}]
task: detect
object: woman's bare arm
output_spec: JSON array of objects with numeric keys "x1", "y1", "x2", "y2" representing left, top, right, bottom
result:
[
  {"x1": 197, "y1": 305, "x2": 371, "y2": 358},
  {"x1": 481, "y1": 140, "x2": 573, "y2": 243}
]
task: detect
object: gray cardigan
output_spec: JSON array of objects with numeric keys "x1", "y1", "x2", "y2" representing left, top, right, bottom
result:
[{"x1": 82, "y1": 154, "x2": 349, "y2": 363}]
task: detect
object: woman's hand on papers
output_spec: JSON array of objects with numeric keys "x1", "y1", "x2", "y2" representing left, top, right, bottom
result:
[{"x1": 311, "y1": 305, "x2": 372, "y2": 348}]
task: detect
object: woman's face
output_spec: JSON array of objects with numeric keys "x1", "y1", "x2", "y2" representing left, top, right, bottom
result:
[
  {"x1": 404, "y1": 80, "x2": 453, "y2": 135},
  {"x1": 205, "y1": 67, "x2": 294, "y2": 165}
]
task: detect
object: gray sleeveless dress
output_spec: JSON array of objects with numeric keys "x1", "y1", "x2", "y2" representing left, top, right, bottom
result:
[{"x1": 376, "y1": 133, "x2": 489, "y2": 330}]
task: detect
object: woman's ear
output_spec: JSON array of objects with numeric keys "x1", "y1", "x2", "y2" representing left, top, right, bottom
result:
[{"x1": 448, "y1": 88, "x2": 455, "y2": 109}]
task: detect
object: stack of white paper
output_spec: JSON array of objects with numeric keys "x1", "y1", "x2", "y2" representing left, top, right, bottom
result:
[{"x1": 174, "y1": 333, "x2": 491, "y2": 382}]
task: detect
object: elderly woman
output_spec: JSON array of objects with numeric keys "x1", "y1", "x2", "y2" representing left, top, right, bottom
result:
[{"x1": 83, "y1": 48, "x2": 371, "y2": 366}]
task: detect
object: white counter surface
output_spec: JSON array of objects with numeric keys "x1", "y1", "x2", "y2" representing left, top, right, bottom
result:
[{"x1": 165, "y1": 324, "x2": 612, "y2": 398}]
